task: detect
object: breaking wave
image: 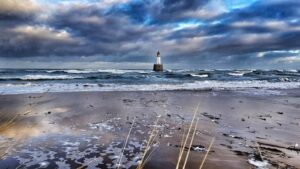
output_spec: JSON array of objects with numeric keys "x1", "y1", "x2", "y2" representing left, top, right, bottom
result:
[
  {"x1": 0, "y1": 80, "x2": 299, "y2": 95},
  {"x1": 47, "y1": 69, "x2": 149, "y2": 74},
  {"x1": 0, "y1": 69, "x2": 299, "y2": 94},
  {"x1": 0, "y1": 75, "x2": 82, "y2": 81}
]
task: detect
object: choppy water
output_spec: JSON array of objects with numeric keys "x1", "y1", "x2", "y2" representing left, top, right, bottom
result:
[{"x1": 0, "y1": 69, "x2": 299, "y2": 94}]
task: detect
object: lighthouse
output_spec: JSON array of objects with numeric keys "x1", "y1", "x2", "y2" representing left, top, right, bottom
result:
[{"x1": 153, "y1": 51, "x2": 163, "y2": 71}]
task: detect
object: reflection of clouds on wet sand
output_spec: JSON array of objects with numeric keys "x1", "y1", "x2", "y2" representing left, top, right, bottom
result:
[
  {"x1": 51, "y1": 107, "x2": 69, "y2": 113},
  {"x1": 0, "y1": 119, "x2": 74, "y2": 140},
  {"x1": 0, "y1": 106, "x2": 74, "y2": 140},
  {"x1": 0, "y1": 91, "x2": 300, "y2": 169},
  {"x1": 0, "y1": 105, "x2": 154, "y2": 169}
]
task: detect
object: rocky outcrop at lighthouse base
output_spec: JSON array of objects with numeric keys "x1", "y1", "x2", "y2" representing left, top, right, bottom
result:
[{"x1": 153, "y1": 64, "x2": 163, "y2": 71}]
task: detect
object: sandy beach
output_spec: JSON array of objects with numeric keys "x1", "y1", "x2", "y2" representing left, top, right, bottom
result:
[
  {"x1": 0, "y1": 90, "x2": 299, "y2": 169},
  {"x1": 1, "y1": 0, "x2": 300, "y2": 168}
]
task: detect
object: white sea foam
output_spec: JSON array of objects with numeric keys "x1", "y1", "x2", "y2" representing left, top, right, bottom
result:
[
  {"x1": 228, "y1": 72, "x2": 245, "y2": 76},
  {"x1": 287, "y1": 69, "x2": 298, "y2": 73},
  {"x1": 39, "y1": 161, "x2": 50, "y2": 168},
  {"x1": 248, "y1": 158, "x2": 269, "y2": 169},
  {"x1": 62, "y1": 141, "x2": 80, "y2": 146},
  {"x1": 63, "y1": 70, "x2": 97, "y2": 74},
  {"x1": 0, "y1": 80, "x2": 299, "y2": 95},
  {"x1": 47, "y1": 69, "x2": 100, "y2": 74},
  {"x1": 97, "y1": 69, "x2": 149, "y2": 74},
  {"x1": 228, "y1": 70, "x2": 253, "y2": 76},
  {"x1": 190, "y1": 74, "x2": 208, "y2": 78},
  {"x1": 0, "y1": 75, "x2": 82, "y2": 80},
  {"x1": 46, "y1": 69, "x2": 149, "y2": 74},
  {"x1": 20, "y1": 75, "x2": 80, "y2": 80},
  {"x1": 46, "y1": 70, "x2": 59, "y2": 73}
]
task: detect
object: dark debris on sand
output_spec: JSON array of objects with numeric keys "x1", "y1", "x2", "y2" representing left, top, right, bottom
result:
[
  {"x1": 201, "y1": 112, "x2": 221, "y2": 124},
  {"x1": 168, "y1": 143, "x2": 206, "y2": 152}
]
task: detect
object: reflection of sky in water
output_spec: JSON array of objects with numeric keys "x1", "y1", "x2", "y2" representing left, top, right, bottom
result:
[
  {"x1": 0, "y1": 106, "x2": 71, "y2": 139},
  {"x1": 0, "y1": 115, "x2": 146, "y2": 169},
  {"x1": 0, "y1": 99, "x2": 168, "y2": 169},
  {"x1": 0, "y1": 93, "x2": 199, "y2": 169}
]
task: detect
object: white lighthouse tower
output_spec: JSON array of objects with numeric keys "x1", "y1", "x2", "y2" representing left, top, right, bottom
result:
[{"x1": 153, "y1": 51, "x2": 163, "y2": 71}]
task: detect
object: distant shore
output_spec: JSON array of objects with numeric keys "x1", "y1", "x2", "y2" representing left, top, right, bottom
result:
[{"x1": 0, "y1": 90, "x2": 299, "y2": 169}]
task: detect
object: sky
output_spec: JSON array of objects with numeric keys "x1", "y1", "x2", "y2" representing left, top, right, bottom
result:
[{"x1": 0, "y1": 0, "x2": 300, "y2": 69}]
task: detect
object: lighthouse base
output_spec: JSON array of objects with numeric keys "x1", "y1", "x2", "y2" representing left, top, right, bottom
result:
[{"x1": 153, "y1": 64, "x2": 163, "y2": 72}]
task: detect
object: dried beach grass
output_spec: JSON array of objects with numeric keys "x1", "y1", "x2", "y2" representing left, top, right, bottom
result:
[
  {"x1": 199, "y1": 137, "x2": 215, "y2": 169},
  {"x1": 176, "y1": 102, "x2": 200, "y2": 169},
  {"x1": 136, "y1": 116, "x2": 160, "y2": 169},
  {"x1": 182, "y1": 118, "x2": 199, "y2": 169},
  {"x1": 116, "y1": 117, "x2": 136, "y2": 169}
]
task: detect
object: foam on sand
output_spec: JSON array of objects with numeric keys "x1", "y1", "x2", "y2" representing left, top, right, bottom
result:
[{"x1": 248, "y1": 158, "x2": 269, "y2": 169}]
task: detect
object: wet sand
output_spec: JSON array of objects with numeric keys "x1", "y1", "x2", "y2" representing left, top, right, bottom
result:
[{"x1": 0, "y1": 90, "x2": 299, "y2": 169}]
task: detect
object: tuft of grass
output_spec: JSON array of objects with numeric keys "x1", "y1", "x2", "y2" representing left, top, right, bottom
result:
[
  {"x1": 255, "y1": 141, "x2": 264, "y2": 161},
  {"x1": 0, "y1": 141, "x2": 15, "y2": 160},
  {"x1": 177, "y1": 126, "x2": 186, "y2": 163},
  {"x1": 136, "y1": 116, "x2": 160, "y2": 169},
  {"x1": 0, "y1": 90, "x2": 51, "y2": 169},
  {"x1": 116, "y1": 117, "x2": 136, "y2": 169},
  {"x1": 199, "y1": 137, "x2": 215, "y2": 169},
  {"x1": 175, "y1": 102, "x2": 200, "y2": 169},
  {"x1": 182, "y1": 118, "x2": 199, "y2": 169},
  {"x1": 0, "y1": 114, "x2": 20, "y2": 132},
  {"x1": 140, "y1": 141, "x2": 160, "y2": 169},
  {"x1": 77, "y1": 118, "x2": 138, "y2": 169}
]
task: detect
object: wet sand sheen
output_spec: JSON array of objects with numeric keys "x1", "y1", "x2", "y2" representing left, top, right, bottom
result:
[{"x1": 0, "y1": 90, "x2": 299, "y2": 169}]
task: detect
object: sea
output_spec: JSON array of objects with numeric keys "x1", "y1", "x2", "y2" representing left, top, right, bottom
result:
[{"x1": 0, "y1": 69, "x2": 299, "y2": 95}]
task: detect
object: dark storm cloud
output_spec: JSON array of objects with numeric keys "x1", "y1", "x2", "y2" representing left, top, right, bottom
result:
[
  {"x1": 0, "y1": 0, "x2": 39, "y2": 28},
  {"x1": 0, "y1": 0, "x2": 300, "y2": 68},
  {"x1": 0, "y1": 0, "x2": 37, "y2": 18},
  {"x1": 0, "y1": 2, "x2": 150, "y2": 59},
  {"x1": 50, "y1": 6, "x2": 149, "y2": 43},
  {"x1": 44, "y1": 4, "x2": 154, "y2": 61},
  {"x1": 162, "y1": 0, "x2": 300, "y2": 62},
  {"x1": 0, "y1": 26, "x2": 81, "y2": 57}
]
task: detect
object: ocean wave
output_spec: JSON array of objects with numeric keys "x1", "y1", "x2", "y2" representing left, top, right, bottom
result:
[
  {"x1": 63, "y1": 70, "x2": 98, "y2": 74},
  {"x1": 0, "y1": 80, "x2": 299, "y2": 95},
  {"x1": 47, "y1": 69, "x2": 151, "y2": 74},
  {"x1": 0, "y1": 75, "x2": 82, "y2": 80},
  {"x1": 97, "y1": 69, "x2": 150, "y2": 74},
  {"x1": 101, "y1": 80, "x2": 300, "y2": 91},
  {"x1": 21, "y1": 75, "x2": 81, "y2": 80},
  {"x1": 46, "y1": 69, "x2": 99, "y2": 74}
]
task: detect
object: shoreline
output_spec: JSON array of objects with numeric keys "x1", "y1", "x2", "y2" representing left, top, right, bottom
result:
[
  {"x1": 0, "y1": 90, "x2": 299, "y2": 168},
  {"x1": 1, "y1": 87, "x2": 300, "y2": 96}
]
